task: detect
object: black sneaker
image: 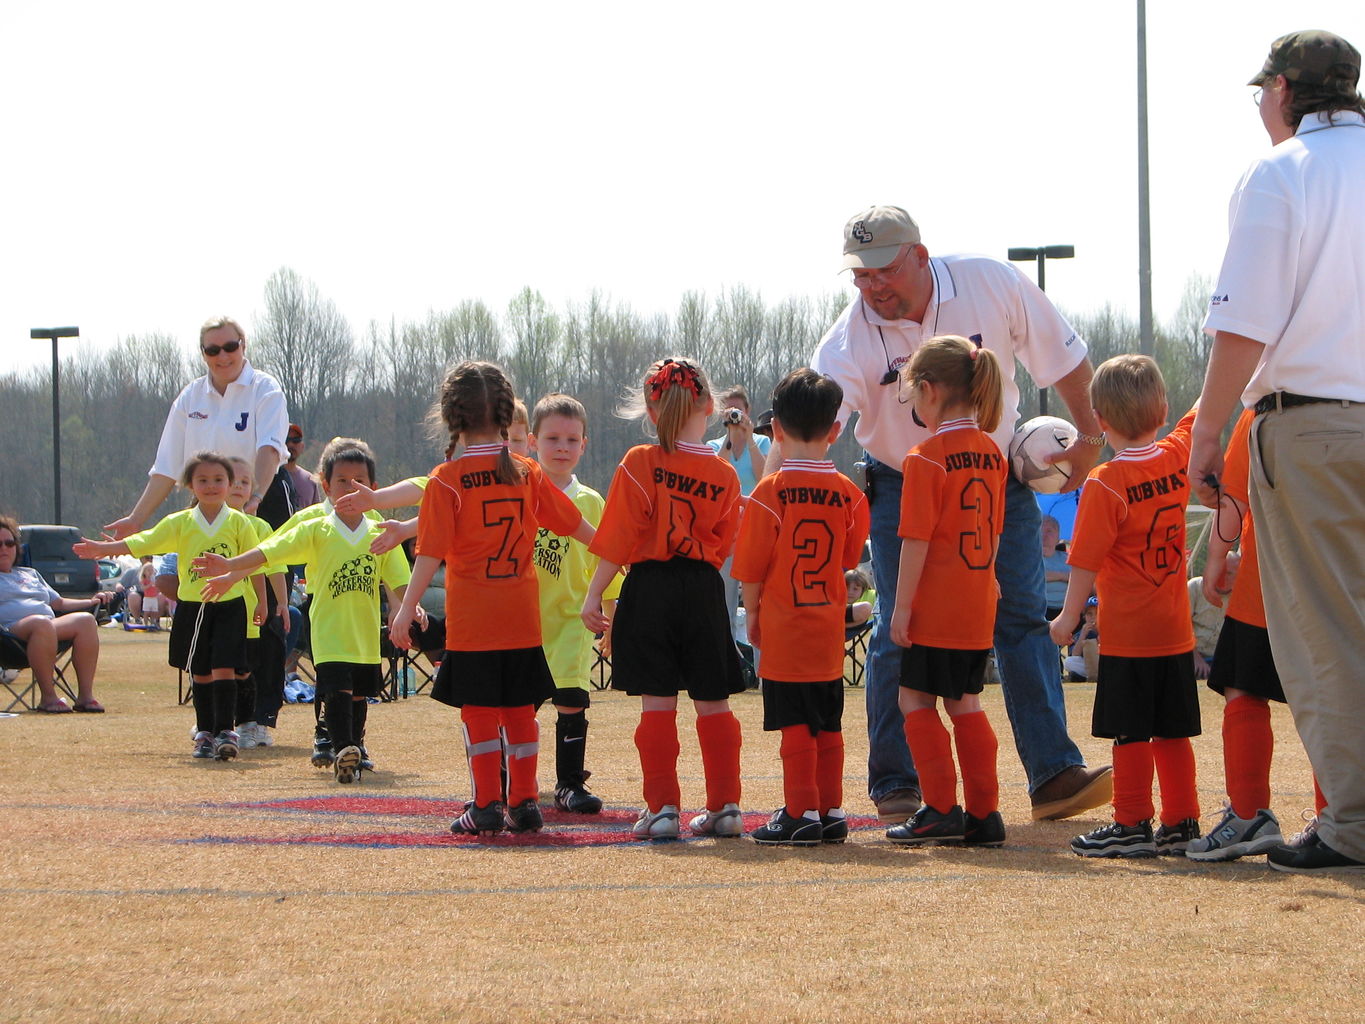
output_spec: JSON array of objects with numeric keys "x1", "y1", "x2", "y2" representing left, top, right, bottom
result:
[
  {"x1": 310, "y1": 732, "x2": 334, "y2": 769},
  {"x1": 212, "y1": 730, "x2": 239, "y2": 762},
  {"x1": 192, "y1": 731, "x2": 215, "y2": 759},
  {"x1": 505, "y1": 798, "x2": 544, "y2": 833},
  {"x1": 554, "y1": 783, "x2": 604, "y2": 815},
  {"x1": 886, "y1": 804, "x2": 966, "y2": 846},
  {"x1": 1268, "y1": 838, "x2": 1365, "y2": 874},
  {"x1": 450, "y1": 801, "x2": 506, "y2": 836},
  {"x1": 358, "y1": 746, "x2": 375, "y2": 772},
  {"x1": 1071, "y1": 820, "x2": 1156, "y2": 858},
  {"x1": 1154, "y1": 817, "x2": 1201, "y2": 856},
  {"x1": 964, "y1": 810, "x2": 1007, "y2": 847},
  {"x1": 820, "y1": 810, "x2": 850, "y2": 844},
  {"x1": 750, "y1": 808, "x2": 822, "y2": 846}
]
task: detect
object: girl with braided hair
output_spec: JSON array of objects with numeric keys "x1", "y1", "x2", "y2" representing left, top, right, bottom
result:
[
  {"x1": 391, "y1": 361, "x2": 596, "y2": 836},
  {"x1": 582, "y1": 357, "x2": 748, "y2": 839}
]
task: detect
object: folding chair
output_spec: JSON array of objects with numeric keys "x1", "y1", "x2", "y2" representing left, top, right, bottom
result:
[
  {"x1": 843, "y1": 619, "x2": 874, "y2": 688},
  {"x1": 590, "y1": 643, "x2": 612, "y2": 691},
  {"x1": 0, "y1": 625, "x2": 77, "y2": 712}
]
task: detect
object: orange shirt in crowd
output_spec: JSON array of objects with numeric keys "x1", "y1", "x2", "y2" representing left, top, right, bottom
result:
[
  {"x1": 589, "y1": 441, "x2": 741, "y2": 570},
  {"x1": 898, "y1": 419, "x2": 1008, "y2": 651},
  {"x1": 731, "y1": 460, "x2": 870, "y2": 682},
  {"x1": 1220, "y1": 409, "x2": 1266, "y2": 629},
  {"x1": 416, "y1": 444, "x2": 583, "y2": 652},
  {"x1": 1068, "y1": 407, "x2": 1198, "y2": 658}
]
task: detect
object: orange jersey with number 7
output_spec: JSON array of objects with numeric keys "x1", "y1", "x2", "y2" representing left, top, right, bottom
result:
[
  {"x1": 416, "y1": 445, "x2": 584, "y2": 652},
  {"x1": 1067, "y1": 406, "x2": 1198, "y2": 657},
  {"x1": 898, "y1": 421, "x2": 1007, "y2": 650}
]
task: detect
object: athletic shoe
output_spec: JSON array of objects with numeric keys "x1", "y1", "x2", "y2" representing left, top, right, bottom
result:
[
  {"x1": 554, "y1": 783, "x2": 604, "y2": 814},
  {"x1": 1155, "y1": 818, "x2": 1202, "y2": 856},
  {"x1": 310, "y1": 732, "x2": 334, "y2": 769},
  {"x1": 1286, "y1": 810, "x2": 1320, "y2": 849},
  {"x1": 689, "y1": 803, "x2": 744, "y2": 838},
  {"x1": 750, "y1": 808, "x2": 822, "y2": 846},
  {"x1": 358, "y1": 746, "x2": 375, "y2": 772},
  {"x1": 820, "y1": 809, "x2": 849, "y2": 844},
  {"x1": 632, "y1": 805, "x2": 680, "y2": 840},
  {"x1": 505, "y1": 799, "x2": 544, "y2": 833},
  {"x1": 333, "y1": 745, "x2": 362, "y2": 784},
  {"x1": 1185, "y1": 807, "x2": 1282, "y2": 862},
  {"x1": 964, "y1": 810, "x2": 1007, "y2": 847},
  {"x1": 192, "y1": 731, "x2": 215, "y2": 759},
  {"x1": 237, "y1": 722, "x2": 261, "y2": 749},
  {"x1": 1071, "y1": 820, "x2": 1156, "y2": 858},
  {"x1": 255, "y1": 725, "x2": 274, "y2": 748},
  {"x1": 886, "y1": 804, "x2": 966, "y2": 846},
  {"x1": 1268, "y1": 838, "x2": 1365, "y2": 874},
  {"x1": 189, "y1": 724, "x2": 201, "y2": 742},
  {"x1": 212, "y1": 730, "x2": 239, "y2": 762},
  {"x1": 450, "y1": 801, "x2": 506, "y2": 836}
]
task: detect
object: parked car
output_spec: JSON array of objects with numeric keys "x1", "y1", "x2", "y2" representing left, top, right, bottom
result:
[
  {"x1": 18, "y1": 524, "x2": 100, "y2": 598},
  {"x1": 98, "y1": 559, "x2": 123, "y2": 593}
]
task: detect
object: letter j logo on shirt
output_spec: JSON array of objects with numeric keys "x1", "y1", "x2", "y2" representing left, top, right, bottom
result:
[{"x1": 235, "y1": 413, "x2": 250, "y2": 432}]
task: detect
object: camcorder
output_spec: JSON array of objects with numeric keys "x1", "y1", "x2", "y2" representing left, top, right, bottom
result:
[{"x1": 723, "y1": 407, "x2": 744, "y2": 425}]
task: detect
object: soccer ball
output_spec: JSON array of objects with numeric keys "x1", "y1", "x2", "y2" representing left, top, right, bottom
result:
[{"x1": 1008, "y1": 415, "x2": 1078, "y2": 494}]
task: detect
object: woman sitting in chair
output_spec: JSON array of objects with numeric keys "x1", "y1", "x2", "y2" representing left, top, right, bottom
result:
[{"x1": 0, "y1": 515, "x2": 109, "y2": 713}]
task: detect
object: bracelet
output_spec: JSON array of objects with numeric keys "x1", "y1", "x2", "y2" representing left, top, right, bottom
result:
[
  {"x1": 1075, "y1": 431, "x2": 1105, "y2": 447},
  {"x1": 250, "y1": 491, "x2": 264, "y2": 502}
]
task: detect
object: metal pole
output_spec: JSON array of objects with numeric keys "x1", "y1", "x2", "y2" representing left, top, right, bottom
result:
[
  {"x1": 1137, "y1": 0, "x2": 1154, "y2": 355},
  {"x1": 52, "y1": 337, "x2": 61, "y2": 523}
]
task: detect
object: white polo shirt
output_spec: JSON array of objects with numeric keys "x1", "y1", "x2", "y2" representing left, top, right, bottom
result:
[
  {"x1": 150, "y1": 363, "x2": 290, "y2": 479},
  {"x1": 1203, "y1": 110, "x2": 1365, "y2": 405},
  {"x1": 811, "y1": 253, "x2": 1087, "y2": 467}
]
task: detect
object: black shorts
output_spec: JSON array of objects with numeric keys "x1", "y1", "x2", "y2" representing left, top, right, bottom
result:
[
  {"x1": 552, "y1": 686, "x2": 590, "y2": 709},
  {"x1": 169, "y1": 599, "x2": 247, "y2": 676},
  {"x1": 761, "y1": 679, "x2": 844, "y2": 736},
  {"x1": 899, "y1": 644, "x2": 990, "y2": 701},
  {"x1": 1093, "y1": 651, "x2": 1201, "y2": 740},
  {"x1": 315, "y1": 661, "x2": 385, "y2": 700},
  {"x1": 609, "y1": 559, "x2": 744, "y2": 702},
  {"x1": 430, "y1": 646, "x2": 555, "y2": 709},
  {"x1": 1207, "y1": 616, "x2": 1285, "y2": 703}
]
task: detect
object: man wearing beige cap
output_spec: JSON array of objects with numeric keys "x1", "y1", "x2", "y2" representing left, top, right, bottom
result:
[
  {"x1": 791, "y1": 205, "x2": 1111, "y2": 825},
  {"x1": 1191, "y1": 30, "x2": 1365, "y2": 873}
]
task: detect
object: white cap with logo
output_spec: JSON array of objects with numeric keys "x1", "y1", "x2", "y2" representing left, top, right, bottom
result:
[{"x1": 842, "y1": 206, "x2": 921, "y2": 270}]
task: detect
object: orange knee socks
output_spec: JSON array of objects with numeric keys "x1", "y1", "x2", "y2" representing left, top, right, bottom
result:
[
  {"x1": 499, "y1": 704, "x2": 539, "y2": 805},
  {"x1": 815, "y1": 730, "x2": 844, "y2": 814},
  {"x1": 1223, "y1": 696, "x2": 1273, "y2": 818},
  {"x1": 903, "y1": 708, "x2": 955, "y2": 814},
  {"x1": 1153, "y1": 737, "x2": 1199, "y2": 826},
  {"x1": 1111, "y1": 741, "x2": 1155, "y2": 826},
  {"x1": 635, "y1": 710, "x2": 681, "y2": 811},
  {"x1": 461, "y1": 705, "x2": 503, "y2": 806},
  {"x1": 696, "y1": 710, "x2": 742, "y2": 811},
  {"x1": 950, "y1": 710, "x2": 999, "y2": 818},
  {"x1": 779, "y1": 726, "x2": 818, "y2": 817}
]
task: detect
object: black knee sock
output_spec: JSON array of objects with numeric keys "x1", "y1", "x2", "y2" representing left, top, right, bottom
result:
[
  {"x1": 556, "y1": 711, "x2": 588, "y2": 787},
  {"x1": 234, "y1": 673, "x2": 255, "y2": 727},
  {"x1": 192, "y1": 682, "x2": 214, "y2": 734},
  {"x1": 324, "y1": 692, "x2": 354, "y2": 751},
  {"x1": 353, "y1": 698, "x2": 369, "y2": 749},
  {"x1": 313, "y1": 693, "x2": 327, "y2": 740},
  {"x1": 213, "y1": 679, "x2": 238, "y2": 736}
]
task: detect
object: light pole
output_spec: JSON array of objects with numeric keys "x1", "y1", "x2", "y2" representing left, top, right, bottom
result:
[
  {"x1": 1007, "y1": 246, "x2": 1074, "y2": 416},
  {"x1": 30, "y1": 326, "x2": 81, "y2": 523}
]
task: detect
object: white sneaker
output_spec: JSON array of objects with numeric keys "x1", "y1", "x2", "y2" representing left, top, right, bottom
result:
[
  {"x1": 238, "y1": 722, "x2": 261, "y2": 749},
  {"x1": 632, "y1": 805, "x2": 681, "y2": 839},
  {"x1": 689, "y1": 802, "x2": 743, "y2": 837},
  {"x1": 1185, "y1": 806, "x2": 1282, "y2": 861},
  {"x1": 255, "y1": 724, "x2": 274, "y2": 747}
]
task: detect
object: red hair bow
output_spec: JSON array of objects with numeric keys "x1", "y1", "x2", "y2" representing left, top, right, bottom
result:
[{"x1": 647, "y1": 358, "x2": 702, "y2": 400}]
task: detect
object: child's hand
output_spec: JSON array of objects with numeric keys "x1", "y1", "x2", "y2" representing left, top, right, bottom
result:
[
  {"x1": 889, "y1": 605, "x2": 912, "y2": 648},
  {"x1": 102, "y1": 516, "x2": 138, "y2": 541},
  {"x1": 370, "y1": 520, "x2": 404, "y2": 555},
  {"x1": 72, "y1": 538, "x2": 102, "y2": 559},
  {"x1": 334, "y1": 482, "x2": 378, "y2": 516},
  {"x1": 252, "y1": 606, "x2": 266, "y2": 627},
  {"x1": 745, "y1": 607, "x2": 761, "y2": 649},
  {"x1": 192, "y1": 552, "x2": 230, "y2": 577},
  {"x1": 598, "y1": 625, "x2": 613, "y2": 659},
  {"x1": 279, "y1": 603, "x2": 292, "y2": 631},
  {"x1": 389, "y1": 606, "x2": 415, "y2": 650},
  {"x1": 1049, "y1": 614, "x2": 1077, "y2": 647},
  {"x1": 200, "y1": 573, "x2": 235, "y2": 602},
  {"x1": 581, "y1": 596, "x2": 609, "y2": 635}
]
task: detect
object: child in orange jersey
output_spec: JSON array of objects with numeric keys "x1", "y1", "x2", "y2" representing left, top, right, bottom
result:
[
  {"x1": 390, "y1": 362, "x2": 596, "y2": 836},
  {"x1": 1050, "y1": 355, "x2": 1202, "y2": 858},
  {"x1": 884, "y1": 336, "x2": 1010, "y2": 848},
  {"x1": 582, "y1": 357, "x2": 747, "y2": 840},
  {"x1": 733, "y1": 369, "x2": 870, "y2": 846}
]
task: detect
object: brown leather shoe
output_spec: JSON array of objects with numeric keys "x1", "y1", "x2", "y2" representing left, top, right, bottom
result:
[
  {"x1": 874, "y1": 788, "x2": 923, "y2": 824},
  {"x1": 1030, "y1": 764, "x2": 1113, "y2": 821}
]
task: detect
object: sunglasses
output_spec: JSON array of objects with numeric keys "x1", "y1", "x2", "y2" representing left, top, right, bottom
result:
[
  {"x1": 201, "y1": 339, "x2": 242, "y2": 357},
  {"x1": 0, "y1": 538, "x2": 17, "y2": 548},
  {"x1": 287, "y1": 436, "x2": 303, "y2": 444}
]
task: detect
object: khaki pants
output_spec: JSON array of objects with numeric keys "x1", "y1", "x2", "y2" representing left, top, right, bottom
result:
[{"x1": 1250, "y1": 401, "x2": 1365, "y2": 861}]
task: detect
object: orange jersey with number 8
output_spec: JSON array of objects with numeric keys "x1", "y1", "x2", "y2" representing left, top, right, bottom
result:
[
  {"x1": 416, "y1": 447, "x2": 584, "y2": 652},
  {"x1": 1067, "y1": 407, "x2": 1197, "y2": 657},
  {"x1": 899, "y1": 421, "x2": 1008, "y2": 650}
]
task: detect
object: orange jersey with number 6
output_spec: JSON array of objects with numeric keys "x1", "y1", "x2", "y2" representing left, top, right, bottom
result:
[
  {"x1": 1067, "y1": 407, "x2": 1197, "y2": 657},
  {"x1": 898, "y1": 420, "x2": 1008, "y2": 650},
  {"x1": 416, "y1": 445, "x2": 584, "y2": 652}
]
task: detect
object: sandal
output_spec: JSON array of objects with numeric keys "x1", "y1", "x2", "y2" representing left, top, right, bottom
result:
[
  {"x1": 73, "y1": 699, "x2": 106, "y2": 713},
  {"x1": 37, "y1": 699, "x2": 73, "y2": 714}
]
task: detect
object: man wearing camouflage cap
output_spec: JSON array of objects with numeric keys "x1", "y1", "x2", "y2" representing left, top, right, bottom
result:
[
  {"x1": 782, "y1": 206, "x2": 1112, "y2": 828},
  {"x1": 1191, "y1": 30, "x2": 1365, "y2": 873}
]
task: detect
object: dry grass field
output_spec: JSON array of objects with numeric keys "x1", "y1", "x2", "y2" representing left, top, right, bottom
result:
[{"x1": 1, "y1": 629, "x2": 1361, "y2": 1024}]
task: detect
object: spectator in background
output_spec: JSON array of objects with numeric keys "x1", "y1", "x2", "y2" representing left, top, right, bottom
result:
[
  {"x1": 285, "y1": 424, "x2": 321, "y2": 509},
  {"x1": 1188, "y1": 572, "x2": 1230, "y2": 681},
  {"x1": 707, "y1": 385, "x2": 772, "y2": 639},
  {"x1": 1041, "y1": 515, "x2": 1070, "y2": 620}
]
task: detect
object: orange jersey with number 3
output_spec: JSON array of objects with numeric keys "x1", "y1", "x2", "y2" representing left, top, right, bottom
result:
[
  {"x1": 1220, "y1": 409, "x2": 1266, "y2": 629},
  {"x1": 1068, "y1": 407, "x2": 1197, "y2": 657},
  {"x1": 589, "y1": 442, "x2": 741, "y2": 569},
  {"x1": 898, "y1": 420, "x2": 1008, "y2": 650},
  {"x1": 416, "y1": 445, "x2": 584, "y2": 652},
  {"x1": 732, "y1": 461, "x2": 871, "y2": 681}
]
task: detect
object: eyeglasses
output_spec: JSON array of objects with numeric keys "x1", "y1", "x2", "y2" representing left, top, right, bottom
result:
[
  {"x1": 201, "y1": 339, "x2": 242, "y2": 357},
  {"x1": 851, "y1": 246, "x2": 915, "y2": 289},
  {"x1": 1252, "y1": 88, "x2": 1263, "y2": 106},
  {"x1": 287, "y1": 436, "x2": 303, "y2": 444},
  {"x1": 0, "y1": 538, "x2": 17, "y2": 548}
]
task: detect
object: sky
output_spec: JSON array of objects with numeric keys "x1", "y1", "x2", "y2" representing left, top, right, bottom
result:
[{"x1": 4, "y1": 1, "x2": 1363, "y2": 374}]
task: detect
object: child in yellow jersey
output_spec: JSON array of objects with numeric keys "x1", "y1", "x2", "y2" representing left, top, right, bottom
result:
[
  {"x1": 199, "y1": 439, "x2": 415, "y2": 784},
  {"x1": 528, "y1": 393, "x2": 622, "y2": 815},
  {"x1": 76, "y1": 452, "x2": 260, "y2": 761}
]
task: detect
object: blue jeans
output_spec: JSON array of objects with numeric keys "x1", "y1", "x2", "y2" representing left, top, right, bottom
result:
[{"x1": 863, "y1": 457, "x2": 1083, "y2": 800}]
